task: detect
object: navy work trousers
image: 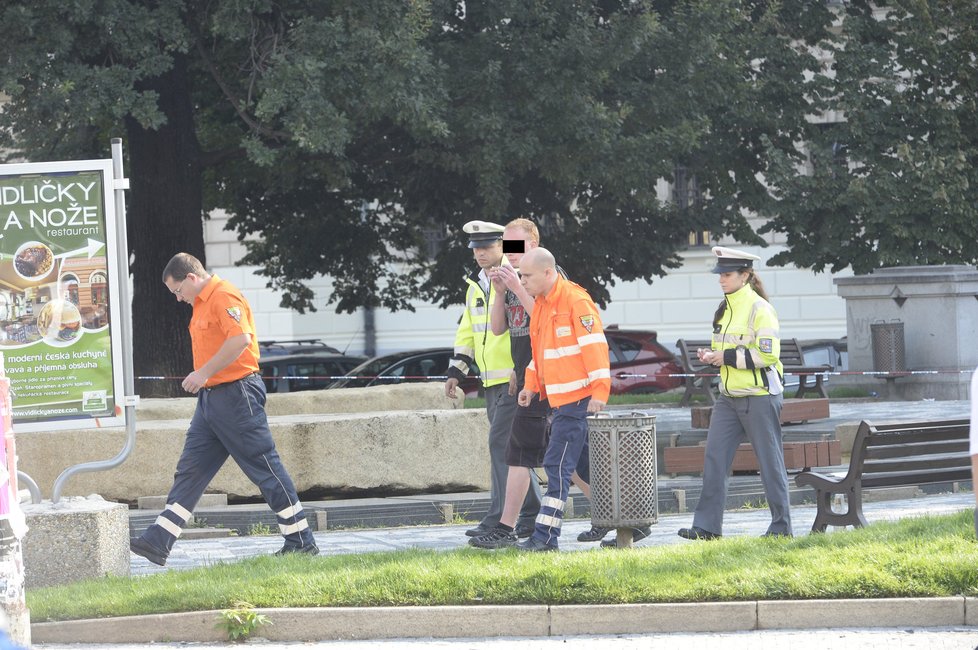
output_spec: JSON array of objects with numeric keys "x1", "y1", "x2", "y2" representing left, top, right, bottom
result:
[
  {"x1": 140, "y1": 374, "x2": 315, "y2": 556},
  {"x1": 531, "y1": 397, "x2": 591, "y2": 548}
]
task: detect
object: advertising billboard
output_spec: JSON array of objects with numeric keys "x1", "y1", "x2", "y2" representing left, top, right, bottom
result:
[{"x1": 0, "y1": 159, "x2": 126, "y2": 432}]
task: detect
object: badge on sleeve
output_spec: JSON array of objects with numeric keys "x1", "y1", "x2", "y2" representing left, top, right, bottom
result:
[
  {"x1": 226, "y1": 307, "x2": 242, "y2": 323},
  {"x1": 758, "y1": 338, "x2": 773, "y2": 354},
  {"x1": 579, "y1": 314, "x2": 595, "y2": 333}
]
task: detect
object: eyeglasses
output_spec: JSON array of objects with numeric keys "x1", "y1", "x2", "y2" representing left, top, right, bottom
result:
[{"x1": 171, "y1": 278, "x2": 187, "y2": 295}]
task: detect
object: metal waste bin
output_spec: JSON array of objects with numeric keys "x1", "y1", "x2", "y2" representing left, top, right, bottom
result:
[
  {"x1": 870, "y1": 320, "x2": 906, "y2": 373},
  {"x1": 587, "y1": 411, "x2": 657, "y2": 548}
]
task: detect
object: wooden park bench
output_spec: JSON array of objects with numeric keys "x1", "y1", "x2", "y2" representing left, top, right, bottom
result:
[
  {"x1": 676, "y1": 338, "x2": 831, "y2": 407},
  {"x1": 795, "y1": 418, "x2": 971, "y2": 532},
  {"x1": 676, "y1": 339, "x2": 718, "y2": 407},
  {"x1": 677, "y1": 338, "x2": 832, "y2": 426}
]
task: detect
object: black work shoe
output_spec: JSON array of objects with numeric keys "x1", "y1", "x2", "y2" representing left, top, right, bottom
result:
[
  {"x1": 678, "y1": 526, "x2": 721, "y2": 541},
  {"x1": 600, "y1": 526, "x2": 652, "y2": 548},
  {"x1": 130, "y1": 538, "x2": 168, "y2": 566},
  {"x1": 465, "y1": 524, "x2": 492, "y2": 538},
  {"x1": 274, "y1": 544, "x2": 320, "y2": 557},
  {"x1": 469, "y1": 527, "x2": 517, "y2": 549},
  {"x1": 514, "y1": 523, "x2": 535, "y2": 539},
  {"x1": 516, "y1": 536, "x2": 557, "y2": 552},
  {"x1": 760, "y1": 531, "x2": 793, "y2": 538},
  {"x1": 577, "y1": 525, "x2": 612, "y2": 542}
]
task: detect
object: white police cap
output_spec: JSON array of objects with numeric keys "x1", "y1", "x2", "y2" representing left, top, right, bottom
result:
[
  {"x1": 462, "y1": 220, "x2": 505, "y2": 248},
  {"x1": 711, "y1": 246, "x2": 761, "y2": 274}
]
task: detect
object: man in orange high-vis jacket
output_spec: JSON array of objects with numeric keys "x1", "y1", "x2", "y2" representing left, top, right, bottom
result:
[
  {"x1": 515, "y1": 247, "x2": 610, "y2": 551},
  {"x1": 129, "y1": 253, "x2": 317, "y2": 567}
]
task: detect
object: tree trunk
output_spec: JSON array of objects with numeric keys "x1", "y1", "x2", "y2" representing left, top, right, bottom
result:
[{"x1": 125, "y1": 54, "x2": 205, "y2": 398}]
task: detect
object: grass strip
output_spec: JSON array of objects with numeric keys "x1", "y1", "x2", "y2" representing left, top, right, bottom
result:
[{"x1": 28, "y1": 510, "x2": 978, "y2": 622}]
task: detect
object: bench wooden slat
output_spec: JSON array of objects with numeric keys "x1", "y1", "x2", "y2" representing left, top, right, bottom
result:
[
  {"x1": 864, "y1": 440, "x2": 969, "y2": 461},
  {"x1": 663, "y1": 440, "x2": 841, "y2": 475},
  {"x1": 795, "y1": 418, "x2": 971, "y2": 532},
  {"x1": 676, "y1": 339, "x2": 717, "y2": 407},
  {"x1": 691, "y1": 397, "x2": 830, "y2": 429},
  {"x1": 862, "y1": 467, "x2": 972, "y2": 489},
  {"x1": 867, "y1": 428, "x2": 969, "y2": 445},
  {"x1": 675, "y1": 337, "x2": 832, "y2": 407},
  {"x1": 871, "y1": 419, "x2": 967, "y2": 432}
]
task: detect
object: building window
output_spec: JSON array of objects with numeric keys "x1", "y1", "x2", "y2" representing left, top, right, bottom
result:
[
  {"x1": 674, "y1": 166, "x2": 710, "y2": 247},
  {"x1": 90, "y1": 271, "x2": 108, "y2": 306},
  {"x1": 61, "y1": 273, "x2": 80, "y2": 304},
  {"x1": 812, "y1": 122, "x2": 848, "y2": 175},
  {"x1": 421, "y1": 223, "x2": 450, "y2": 258},
  {"x1": 688, "y1": 230, "x2": 712, "y2": 247}
]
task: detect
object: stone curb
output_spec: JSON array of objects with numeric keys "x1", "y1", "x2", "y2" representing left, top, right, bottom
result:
[{"x1": 31, "y1": 597, "x2": 977, "y2": 643}]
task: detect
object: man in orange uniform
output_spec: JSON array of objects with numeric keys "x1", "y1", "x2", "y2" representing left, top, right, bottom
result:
[
  {"x1": 130, "y1": 253, "x2": 317, "y2": 566},
  {"x1": 516, "y1": 247, "x2": 610, "y2": 551}
]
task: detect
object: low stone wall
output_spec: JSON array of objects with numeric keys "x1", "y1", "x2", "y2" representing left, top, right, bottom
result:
[
  {"x1": 136, "y1": 383, "x2": 464, "y2": 421},
  {"x1": 21, "y1": 497, "x2": 130, "y2": 588},
  {"x1": 17, "y1": 398, "x2": 488, "y2": 502}
]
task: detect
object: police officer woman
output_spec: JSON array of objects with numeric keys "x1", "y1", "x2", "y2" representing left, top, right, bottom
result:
[{"x1": 678, "y1": 247, "x2": 792, "y2": 540}]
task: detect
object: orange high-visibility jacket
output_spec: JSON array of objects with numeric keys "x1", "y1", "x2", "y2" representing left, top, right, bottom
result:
[{"x1": 524, "y1": 274, "x2": 611, "y2": 407}]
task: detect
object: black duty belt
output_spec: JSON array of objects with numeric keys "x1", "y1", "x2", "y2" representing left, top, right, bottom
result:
[{"x1": 203, "y1": 372, "x2": 261, "y2": 391}]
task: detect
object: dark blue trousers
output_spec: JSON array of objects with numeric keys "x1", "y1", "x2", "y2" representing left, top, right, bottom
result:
[
  {"x1": 140, "y1": 374, "x2": 315, "y2": 555},
  {"x1": 532, "y1": 397, "x2": 591, "y2": 548}
]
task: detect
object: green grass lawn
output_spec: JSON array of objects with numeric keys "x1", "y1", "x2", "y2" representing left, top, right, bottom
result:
[{"x1": 28, "y1": 510, "x2": 978, "y2": 622}]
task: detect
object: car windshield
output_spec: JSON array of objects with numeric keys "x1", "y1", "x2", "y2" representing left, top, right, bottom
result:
[{"x1": 336, "y1": 356, "x2": 406, "y2": 388}]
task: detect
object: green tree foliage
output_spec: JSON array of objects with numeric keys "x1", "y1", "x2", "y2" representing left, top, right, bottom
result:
[
  {"x1": 761, "y1": 0, "x2": 978, "y2": 274},
  {"x1": 0, "y1": 1, "x2": 833, "y2": 393}
]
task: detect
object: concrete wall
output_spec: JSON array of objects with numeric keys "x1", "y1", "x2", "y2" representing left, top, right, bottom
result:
[
  {"x1": 15, "y1": 385, "x2": 485, "y2": 502},
  {"x1": 835, "y1": 265, "x2": 978, "y2": 400}
]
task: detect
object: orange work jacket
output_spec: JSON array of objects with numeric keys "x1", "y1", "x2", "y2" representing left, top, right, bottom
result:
[{"x1": 524, "y1": 274, "x2": 611, "y2": 407}]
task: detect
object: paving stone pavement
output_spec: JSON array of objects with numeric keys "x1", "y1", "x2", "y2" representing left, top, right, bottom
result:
[
  {"x1": 128, "y1": 399, "x2": 972, "y2": 575},
  {"x1": 130, "y1": 490, "x2": 977, "y2": 576}
]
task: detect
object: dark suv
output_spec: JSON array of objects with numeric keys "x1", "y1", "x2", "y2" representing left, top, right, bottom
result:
[
  {"x1": 328, "y1": 347, "x2": 482, "y2": 398},
  {"x1": 605, "y1": 327, "x2": 683, "y2": 395},
  {"x1": 259, "y1": 352, "x2": 366, "y2": 393},
  {"x1": 258, "y1": 339, "x2": 342, "y2": 356}
]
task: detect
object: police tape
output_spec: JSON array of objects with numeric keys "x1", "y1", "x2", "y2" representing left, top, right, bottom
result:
[{"x1": 135, "y1": 368, "x2": 977, "y2": 382}]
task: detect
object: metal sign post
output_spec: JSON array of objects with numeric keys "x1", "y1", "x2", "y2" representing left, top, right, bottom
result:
[{"x1": 51, "y1": 139, "x2": 136, "y2": 502}]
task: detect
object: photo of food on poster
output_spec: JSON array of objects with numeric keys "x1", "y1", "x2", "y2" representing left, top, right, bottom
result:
[{"x1": 0, "y1": 167, "x2": 123, "y2": 431}]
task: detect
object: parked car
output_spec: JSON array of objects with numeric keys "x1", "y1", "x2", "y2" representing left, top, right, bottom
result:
[
  {"x1": 258, "y1": 338, "x2": 342, "y2": 356},
  {"x1": 328, "y1": 347, "x2": 482, "y2": 398},
  {"x1": 800, "y1": 337, "x2": 848, "y2": 371},
  {"x1": 604, "y1": 327, "x2": 684, "y2": 395},
  {"x1": 259, "y1": 352, "x2": 367, "y2": 393}
]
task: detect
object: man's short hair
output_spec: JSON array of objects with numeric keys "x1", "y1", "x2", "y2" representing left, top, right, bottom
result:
[
  {"x1": 505, "y1": 218, "x2": 540, "y2": 245},
  {"x1": 162, "y1": 253, "x2": 207, "y2": 282}
]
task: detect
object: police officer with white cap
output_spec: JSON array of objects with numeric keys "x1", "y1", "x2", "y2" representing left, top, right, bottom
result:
[
  {"x1": 446, "y1": 220, "x2": 542, "y2": 539},
  {"x1": 678, "y1": 246, "x2": 792, "y2": 540}
]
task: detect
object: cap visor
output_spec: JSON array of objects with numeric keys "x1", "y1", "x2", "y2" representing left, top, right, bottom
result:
[{"x1": 711, "y1": 261, "x2": 751, "y2": 274}]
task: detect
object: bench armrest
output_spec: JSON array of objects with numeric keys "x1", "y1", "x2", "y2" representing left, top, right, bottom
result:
[{"x1": 795, "y1": 470, "x2": 851, "y2": 491}]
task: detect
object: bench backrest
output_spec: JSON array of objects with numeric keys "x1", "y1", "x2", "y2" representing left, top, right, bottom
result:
[
  {"x1": 850, "y1": 419, "x2": 971, "y2": 489},
  {"x1": 675, "y1": 339, "x2": 716, "y2": 375},
  {"x1": 677, "y1": 337, "x2": 814, "y2": 370},
  {"x1": 779, "y1": 339, "x2": 806, "y2": 368}
]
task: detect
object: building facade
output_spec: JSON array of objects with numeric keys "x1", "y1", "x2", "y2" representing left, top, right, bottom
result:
[{"x1": 204, "y1": 211, "x2": 850, "y2": 357}]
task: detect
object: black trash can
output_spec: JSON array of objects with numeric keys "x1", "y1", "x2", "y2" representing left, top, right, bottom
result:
[
  {"x1": 587, "y1": 410, "x2": 657, "y2": 548},
  {"x1": 870, "y1": 320, "x2": 906, "y2": 373}
]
